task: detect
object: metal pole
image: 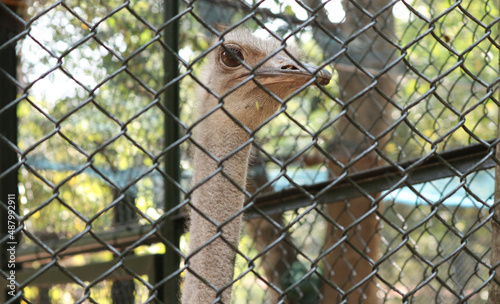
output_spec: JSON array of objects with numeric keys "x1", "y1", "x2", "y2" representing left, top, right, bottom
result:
[
  {"x1": 0, "y1": 3, "x2": 21, "y2": 304},
  {"x1": 161, "y1": 0, "x2": 181, "y2": 303}
]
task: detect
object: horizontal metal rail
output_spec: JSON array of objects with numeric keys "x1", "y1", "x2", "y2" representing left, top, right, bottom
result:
[{"x1": 250, "y1": 141, "x2": 496, "y2": 217}]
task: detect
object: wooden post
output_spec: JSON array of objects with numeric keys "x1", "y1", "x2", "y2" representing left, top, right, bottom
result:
[{"x1": 309, "y1": 0, "x2": 396, "y2": 302}]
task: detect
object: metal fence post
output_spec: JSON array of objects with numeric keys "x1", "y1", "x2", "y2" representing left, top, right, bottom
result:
[
  {"x1": 161, "y1": 0, "x2": 181, "y2": 303},
  {"x1": 0, "y1": 3, "x2": 21, "y2": 304}
]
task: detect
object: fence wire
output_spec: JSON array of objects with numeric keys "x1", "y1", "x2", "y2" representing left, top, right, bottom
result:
[{"x1": 1, "y1": 0, "x2": 499, "y2": 303}]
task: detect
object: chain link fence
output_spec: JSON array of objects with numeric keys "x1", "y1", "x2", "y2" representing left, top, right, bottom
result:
[{"x1": 1, "y1": 0, "x2": 499, "y2": 303}]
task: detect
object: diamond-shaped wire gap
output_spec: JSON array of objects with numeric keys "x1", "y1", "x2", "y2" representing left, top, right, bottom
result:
[
  {"x1": 116, "y1": 99, "x2": 164, "y2": 156},
  {"x1": 18, "y1": 263, "x2": 91, "y2": 304},
  {"x1": 82, "y1": 135, "x2": 160, "y2": 227},
  {"x1": 391, "y1": 65, "x2": 433, "y2": 113},
  {"x1": 340, "y1": 17, "x2": 399, "y2": 74},
  {"x1": 21, "y1": 129, "x2": 88, "y2": 191},
  {"x1": 402, "y1": 28, "x2": 460, "y2": 81},
  {"x1": 463, "y1": 217, "x2": 492, "y2": 260},
  {"x1": 27, "y1": 79, "x2": 92, "y2": 126},
  {"x1": 241, "y1": 214, "x2": 298, "y2": 303},
  {"x1": 286, "y1": 207, "x2": 327, "y2": 261},
  {"x1": 436, "y1": 4, "x2": 490, "y2": 56},
  {"x1": 387, "y1": 182, "x2": 434, "y2": 223},
  {"x1": 61, "y1": 0, "x2": 124, "y2": 26},
  {"x1": 440, "y1": 177, "x2": 493, "y2": 229},
  {"x1": 57, "y1": 101, "x2": 122, "y2": 154},
  {"x1": 378, "y1": 119, "x2": 413, "y2": 164},
  {"x1": 83, "y1": 4, "x2": 155, "y2": 61},
  {"x1": 373, "y1": 275, "x2": 406, "y2": 304},
  {"x1": 39, "y1": 276, "x2": 151, "y2": 303},
  {"x1": 51, "y1": 168, "x2": 113, "y2": 232},
  {"x1": 412, "y1": 92, "x2": 464, "y2": 148},
  {"x1": 16, "y1": 171, "x2": 57, "y2": 256},
  {"x1": 154, "y1": 119, "x2": 191, "y2": 197},
  {"x1": 327, "y1": 98, "x2": 386, "y2": 170},
  {"x1": 407, "y1": 277, "x2": 460, "y2": 304},
  {"x1": 19, "y1": 35, "x2": 59, "y2": 93},
  {"x1": 21, "y1": 193, "x2": 88, "y2": 255},
  {"x1": 463, "y1": 106, "x2": 498, "y2": 144},
  {"x1": 86, "y1": 259, "x2": 155, "y2": 302},
  {"x1": 453, "y1": 88, "x2": 498, "y2": 145},
  {"x1": 281, "y1": 265, "x2": 323, "y2": 304},
  {"x1": 461, "y1": 251, "x2": 493, "y2": 293},
  {"x1": 254, "y1": 109, "x2": 318, "y2": 183},
  {"x1": 123, "y1": 39, "x2": 165, "y2": 94},
  {"x1": 376, "y1": 206, "x2": 409, "y2": 285},
  {"x1": 55, "y1": 35, "x2": 126, "y2": 93},
  {"x1": 459, "y1": 0, "x2": 500, "y2": 27},
  {"x1": 378, "y1": 203, "x2": 407, "y2": 251},
  {"x1": 26, "y1": 4, "x2": 88, "y2": 59},
  {"x1": 125, "y1": 1, "x2": 164, "y2": 31},
  {"x1": 443, "y1": 103, "x2": 495, "y2": 149},
  {"x1": 374, "y1": 245, "x2": 412, "y2": 302},
  {"x1": 91, "y1": 71, "x2": 158, "y2": 126},
  {"x1": 15, "y1": 97, "x2": 55, "y2": 151},
  {"x1": 316, "y1": 198, "x2": 378, "y2": 298},
  {"x1": 279, "y1": 85, "x2": 339, "y2": 136},
  {"x1": 232, "y1": 226, "x2": 283, "y2": 304},
  {"x1": 433, "y1": 247, "x2": 488, "y2": 301},
  {"x1": 395, "y1": 243, "x2": 433, "y2": 296},
  {"x1": 385, "y1": 115, "x2": 435, "y2": 161},
  {"x1": 184, "y1": 0, "x2": 241, "y2": 36},
  {"x1": 264, "y1": 153, "x2": 328, "y2": 192},
  {"x1": 297, "y1": 137, "x2": 347, "y2": 180},
  {"x1": 460, "y1": 34, "x2": 500, "y2": 85},
  {"x1": 463, "y1": 169, "x2": 495, "y2": 209},
  {"x1": 406, "y1": 211, "x2": 463, "y2": 269},
  {"x1": 394, "y1": 2, "x2": 434, "y2": 48},
  {"x1": 89, "y1": 172, "x2": 162, "y2": 234},
  {"x1": 178, "y1": 54, "x2": 211, "y2": 128},
  {"x1": 341, "y1": 79, "x2": 394, "y2": 136}
]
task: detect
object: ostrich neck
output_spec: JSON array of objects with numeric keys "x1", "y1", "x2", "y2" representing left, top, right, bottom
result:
[
  {"x1": 182, "y1": 112, "x2": 252, "y2": 304},
  {"x1": 192, "y1": 118, "x2": 252, "y2": 196}
]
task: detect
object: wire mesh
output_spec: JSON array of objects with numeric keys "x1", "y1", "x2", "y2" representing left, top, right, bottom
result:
[{"x1": 0, "y1": 0, "x2": 499, "y2": 303}]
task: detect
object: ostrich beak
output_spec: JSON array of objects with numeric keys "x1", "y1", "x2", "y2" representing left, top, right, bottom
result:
[
  {"x1": 254, "y1": 56, "x2": 332, "y2": 86},
  {"x1": 298, "y1": 62, "x2": 332, "y2": 85}
]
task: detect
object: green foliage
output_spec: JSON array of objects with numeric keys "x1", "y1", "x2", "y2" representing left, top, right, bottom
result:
[{"x1": 388, "y1": 0, "x2": 499, "y2": 160}]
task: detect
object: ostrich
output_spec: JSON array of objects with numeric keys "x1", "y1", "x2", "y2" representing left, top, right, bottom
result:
[{"x1": 182, "y1": 28, "x2": 331, "y2": 304}]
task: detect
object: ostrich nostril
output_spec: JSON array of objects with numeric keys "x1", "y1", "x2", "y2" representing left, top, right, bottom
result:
[{"x1": 281, "y1": 64, "x2": 299, "y2": 70}]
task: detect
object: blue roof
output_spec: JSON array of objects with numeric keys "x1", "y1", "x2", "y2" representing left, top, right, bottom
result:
[{"x1": 268, "y1": 168, "x2": 494, "y2": 208}]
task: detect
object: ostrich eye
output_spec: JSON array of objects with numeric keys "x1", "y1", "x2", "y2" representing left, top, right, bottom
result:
[{"x1": 221, "y1": 47, "x2": 244, "y2": 67}]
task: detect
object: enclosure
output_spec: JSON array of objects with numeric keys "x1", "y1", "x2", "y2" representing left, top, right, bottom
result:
[{"x1": 1, "y1": 0, "x2": 500, "y2": 303}]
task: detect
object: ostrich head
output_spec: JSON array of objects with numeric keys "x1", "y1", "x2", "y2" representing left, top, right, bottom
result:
[{"x1": 197, "y1": 28, "x2": 332, "y2": 130}]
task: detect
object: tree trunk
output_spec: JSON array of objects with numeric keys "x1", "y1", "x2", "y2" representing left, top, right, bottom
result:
[{"x1": 305, "y1": 0, "x2": 397, "y2": 302}]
